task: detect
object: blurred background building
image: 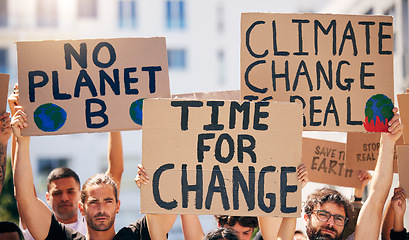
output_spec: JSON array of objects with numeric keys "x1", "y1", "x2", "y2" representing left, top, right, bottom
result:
[{"x1": 0, "y1": 0, "x2": 407, "y2": 238}]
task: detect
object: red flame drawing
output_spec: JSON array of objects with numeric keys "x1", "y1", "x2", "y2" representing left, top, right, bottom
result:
[{"x1": 364, "y1": 116, "x2": 389, "y2": 132}]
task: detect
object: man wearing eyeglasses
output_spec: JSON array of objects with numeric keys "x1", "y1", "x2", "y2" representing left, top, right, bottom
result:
[{"x1": 304, "y1": 187, "x2": 353, "y2": 240}]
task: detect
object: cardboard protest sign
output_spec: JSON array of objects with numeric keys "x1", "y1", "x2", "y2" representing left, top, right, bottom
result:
[
  {"x1": 302, "y1": 137, "x2": 360, "y2": 188},
  {"x1": 0, "y1": 74, "x2": 9, "y2": 114},
  {"x1": 173, "y1": 90, "x2": 240, "y2": 101},
  {"x1": 397, "y1": 93, "x2": 409, "y2": 144},
  {"x1": 346, "y1": 132, "x2": 401, "y2": 173},
  {"x1": 17, "y1": 38, "x2": 170, "y2": 135},
  {"x1": 241, "y1": 13, "x2": 394, "y2": 131},
  {"x1": 141, "y1": 99, "x2": 303, "y2": 217},
  {"x1": 397, "y1": 145, "x2": 409, "y2": 198}
]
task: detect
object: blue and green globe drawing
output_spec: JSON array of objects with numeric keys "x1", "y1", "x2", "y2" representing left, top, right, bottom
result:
[
  {"x1": 34, "y1": 103, "x2": 67, "y2": 132},
  {"x1": 129, "y1": 99, "x2": 144, "y2": 125},
  {"x1": 364, "y1": 94, "x2": 393, "y2": 132}
]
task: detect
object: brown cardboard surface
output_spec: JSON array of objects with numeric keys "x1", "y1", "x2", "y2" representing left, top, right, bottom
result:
[
  {"x1": 397, "y1": 145, "x2": 409, "y2": 198},
  {"x1": 397, "y1": 94, "x2": 409, "y2": 144},
  {"x1": 346, "y1": 132, "x2": 402, "y2": 173},
  {"x1": 141, "y1": 99, "x2": 303, "y2": 216},
  {"x1": 0, "y1": 74, "x2": 9, "y2": 114},
  {"x1": 241, "y1": 13, "x2": 394, "y2": 131},
  {"x1": 17, "y1": 38, "x2": 170, "y2": 136},
  {"x1": 173, "y1": 90, "x2": 240, "y2": 101},
  {"x1": 302, "y1": 137, "x2": 360, "y2": 188}
]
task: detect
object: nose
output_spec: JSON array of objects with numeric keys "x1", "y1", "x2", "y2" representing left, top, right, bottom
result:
[
  {"x1": 326, "y1": 215, "x2": 335, "y2": 227},
  {"x1": 61, "y1": 191, "x2": 69, "y2": 201}
]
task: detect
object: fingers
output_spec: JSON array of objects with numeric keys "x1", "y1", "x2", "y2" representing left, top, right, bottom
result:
[
  {"x1": 297, "y1": 164, "x2": 309, "y2": 188},
  {"x1": 135, "y1": 164, "x2": 149, "y2": 188},
  {"x1": 11, "y1": 109, "x2": 28, "y2": 131}
]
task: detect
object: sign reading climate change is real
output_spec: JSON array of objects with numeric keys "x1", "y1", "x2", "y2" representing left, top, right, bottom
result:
[
  {"x1": 141, "y1": 99, "x2": 303, "y2": 217},
  {"x1": 241, "y1": 13, "x2": 394, "y2": 131},
  {"x1": 17, "y1": 38, "x2": 170, "y2": 135}
]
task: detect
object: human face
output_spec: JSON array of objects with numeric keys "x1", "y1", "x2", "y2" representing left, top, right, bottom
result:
[
  {"x1": 0, "y1": 232, "x2": 20, "y2": 240},
  {"x1": 46, "y1": 177, "x2": 81, "y2": 223},
  {"x1": 80, "y1": 184, "x2": 120, "y2": 232},
  {"x1": 304, "y1": 202, "x2": 346, "y2": 240},
  {"x1": 230, "y1": 223, "x2": 253, "y2": 240}
]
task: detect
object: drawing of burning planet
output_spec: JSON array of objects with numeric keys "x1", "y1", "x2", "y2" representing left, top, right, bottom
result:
[
  {"x1": 34, "y1": 103, "x2": 67, "y2": 132},
  {"x1": 364, "y1": 94, "x2": 393, "y2": 132}
]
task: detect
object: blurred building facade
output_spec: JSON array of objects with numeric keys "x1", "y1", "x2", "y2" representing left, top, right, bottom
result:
[
  {"x1": 1, "y1": 0, "x2": 407, "y2": 238},
  {"x1": 0, "y1": 0, "x2": 315, "y2": 238}
]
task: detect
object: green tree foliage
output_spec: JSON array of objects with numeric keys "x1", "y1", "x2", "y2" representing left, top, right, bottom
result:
[{"x1": 0, "y1": 157, "x2": 19, "y2": 223}]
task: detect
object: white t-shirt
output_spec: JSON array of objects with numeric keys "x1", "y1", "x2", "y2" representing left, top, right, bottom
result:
[{"x1": 21, "y1": 214, "x2": 87, "y2": 240}]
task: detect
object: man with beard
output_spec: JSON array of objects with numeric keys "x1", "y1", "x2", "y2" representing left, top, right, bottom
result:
[
  {"x1": 303, "y1": 107, "x2": 403, "y2": 240},
  {"x1": 304, "y1": 187, "x2": 353, "y2": 240},
  {"x1": 12, "y1": 108, "x2": 174, "y2": 240}
]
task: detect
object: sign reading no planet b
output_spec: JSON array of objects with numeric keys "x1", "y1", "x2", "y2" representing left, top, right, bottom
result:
[
  {"x1": 17, "y1": 38, "x2": 170, "y2": 136},
  {"x1": 241, "y1": 13, "x2": 394, "y2": 131},
  {"x1": 141, "y1": 99, "x2": 303, "y2": 217}
]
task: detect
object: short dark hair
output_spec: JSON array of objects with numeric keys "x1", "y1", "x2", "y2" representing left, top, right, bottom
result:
[
  {"x1": 214, "y1": 215, "x2": 258, "y2": 228},
  {"x1": 0, "y1": 221, "x2": 23, "y2": 239},
  {"x1": 81, "y1": 174, "x2": 118, "y2": 204},
  {"x1": 47, "y1": 167, "x2": 81, "y2": 191},
  {"x1": 304, "y1": 187, "x2": 353, "y2": 224},
  {"x1": 203, "y1": 227, "x2": 239, "y2": 240}
]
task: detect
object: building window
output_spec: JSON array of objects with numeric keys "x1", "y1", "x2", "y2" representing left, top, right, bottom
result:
[
  {"x1": 78, "y1": 0, "x2": 97, "y2": 18},
  {"x1": 0, "y1": 49, "x2": 7, "y2": 73},
  {"x1": 365, "y1": 8, "x2": 373, "y2": 15},
  {"x1": 0, "y1": 0, "x2": 7, "y2": 27},
  {"x1": 216, "y1": 4, "x2": 224, "y2": 33},
  {"x1": 38, "y1": 158, "x2": 68, "y2": 176},
  {"x1": 119, "y1": 0, "x2": 137, "y2": 29},
  {"x1": 166, "y1": 0, "x2": 185, "y2": 29},
  {"x1": 168, "y1": 49, "x2": 186, "y2": 69},
  {"x1": 217, "y1": 50, "x2": 225, "y2": 85},
  {"x1": 37, "y1": 0, "x2": 57, "y2": 27}
]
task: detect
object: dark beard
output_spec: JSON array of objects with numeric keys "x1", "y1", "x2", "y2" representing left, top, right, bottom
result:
[{"x1": 306, "y1": 221, "x2": 342, "y2": 240}]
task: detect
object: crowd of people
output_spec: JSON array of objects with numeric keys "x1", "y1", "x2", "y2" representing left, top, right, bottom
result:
[{"x1": 0, "y1": 84, "x2": 408, "y2": 240}]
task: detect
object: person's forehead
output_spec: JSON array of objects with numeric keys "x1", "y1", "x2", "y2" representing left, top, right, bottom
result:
[
  {"x1": 316, "y1": 202, "x2": 346, "y2": 216},
  {"x1": 49, "y1": 177, "x2": 80, "y2": 191},
  {"x1": 86, "y1": 184, "x2": 116, "y2": 199}
]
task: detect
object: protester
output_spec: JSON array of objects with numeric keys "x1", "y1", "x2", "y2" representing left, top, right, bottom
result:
[
  {"x1": 11, "y1": 108, "x2": 175, "y2": 240},
  {"x1": 8, "y1": 88, "x2": 124, "y2": 239},
  {"x1": 0, "y1": 221, "x2": 23, "y2": 240},
  {"x1": 203, "y1": 227, "x2": 240, "y2": 240},
  {"x1": 354, "y1": 107, "x2": 402, "y2": 240},
  {"x1": 293, "y1": 230, "x2": 307, "y2": 240},
  {"x1": 0, "y1": 111, "x2": 11, "y2": 196},
  {"x1": 388, "y1": 188, "x2": 408, "y2": 240}
]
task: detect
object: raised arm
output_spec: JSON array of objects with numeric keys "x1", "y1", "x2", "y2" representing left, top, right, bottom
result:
[
  {"x1": 105, "y1": 131, "x2": 124, "y2": 191},
  {"x1": 258, "y1": 164, "x2": 309, "y2": 240},
  {"x1": 355, "y1": 108, "x2": 402, "y2": 240},
  {"x1": 11, "y1": 109, "x2": 53, "y2": 240},
  {"x1": 135, "y1": 164, "x2": 177, "y2": 240},
  {"x1": 180, "y1": 215, "x2": 205, "y2": 240},
  {"x1": 0, "y1": 112, "x2": 12, "y2": 195}
]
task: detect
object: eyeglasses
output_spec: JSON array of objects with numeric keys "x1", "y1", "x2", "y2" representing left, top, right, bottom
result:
[{"x1": 312, "y1": 210, "x2": 348, "y2": 226}]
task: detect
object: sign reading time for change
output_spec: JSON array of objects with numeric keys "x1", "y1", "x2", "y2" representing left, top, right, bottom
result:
[
  {"x1": 141, "y1": 99, "x2": 303, "y2": 217},
  {"x1": 302, "y1": 137, "x2": 360, "y2": 188},
  {"x1": 241, "y1": 13, "x2": 394, "y2": 131},
  {"x1": 17, "y1": 38, "x2": 170, "y2": 136}
]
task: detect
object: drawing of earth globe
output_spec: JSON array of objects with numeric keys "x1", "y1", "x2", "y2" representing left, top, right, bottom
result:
[
  {"x1": 364, "y1": 94, "x2": 393, "y2": 132},
  {"x1": 33, "y1": 103, "x2": 67, "y2": 132},
  {"x1": 129, "y1": 99, "x2": 144, "y2": 125}
]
